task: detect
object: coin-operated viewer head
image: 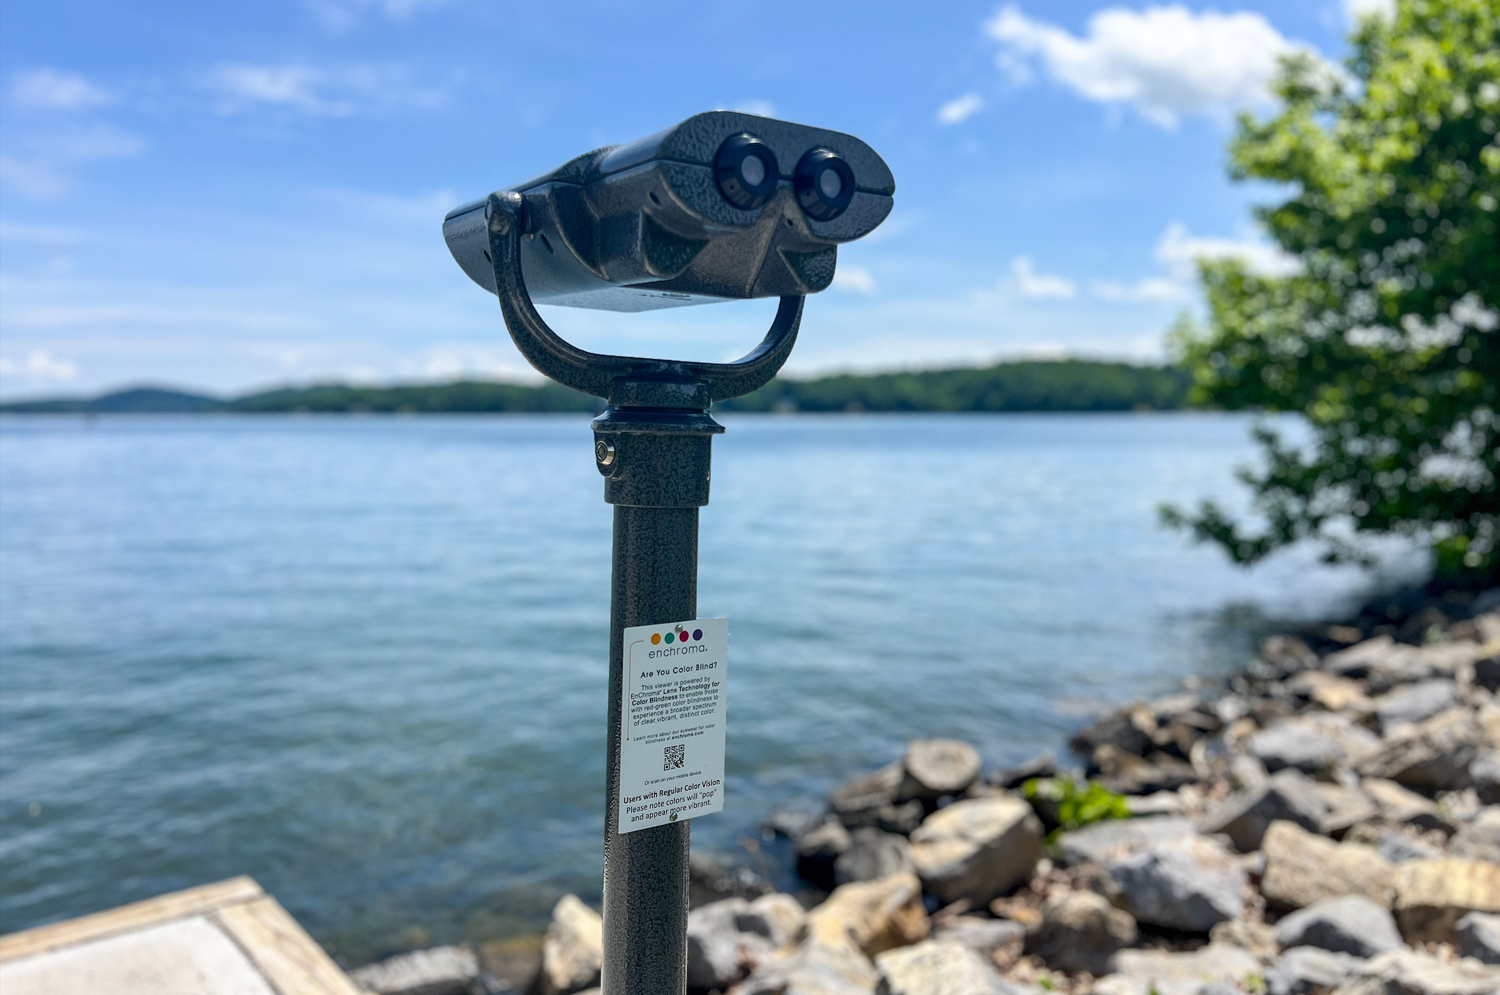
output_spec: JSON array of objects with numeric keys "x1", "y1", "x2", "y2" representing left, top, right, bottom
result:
[{"x1": 443, "y1": 112, "x2": 894, "y2": 313}]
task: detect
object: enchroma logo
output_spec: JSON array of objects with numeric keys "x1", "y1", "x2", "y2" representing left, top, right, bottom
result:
[{"x1": 651, "y1": 625, "x2": 703, "y2": 646}]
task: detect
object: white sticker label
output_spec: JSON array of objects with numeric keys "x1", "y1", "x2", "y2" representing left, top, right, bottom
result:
[{"x1": 617, "y1": 618, "x2": 728, "y2": 834}]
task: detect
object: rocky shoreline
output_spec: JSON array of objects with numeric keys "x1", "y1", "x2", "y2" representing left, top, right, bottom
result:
[{"x1": 350, "y1": 585, "x2": 1500, "y2": 995}]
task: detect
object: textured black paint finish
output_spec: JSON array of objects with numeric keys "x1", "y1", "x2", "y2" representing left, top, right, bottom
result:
[{"x1": 603, "y1": 502, "x2": 700, "y2": 994}]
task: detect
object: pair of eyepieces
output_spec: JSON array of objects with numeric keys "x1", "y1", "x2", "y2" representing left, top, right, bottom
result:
[{"x1": 713, "y1": 133, "x2": 855, "y2": 221}]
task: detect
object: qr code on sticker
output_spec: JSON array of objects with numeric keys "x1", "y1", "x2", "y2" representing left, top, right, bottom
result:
[{"x1": 664, "y1": 743, "x2": 685, "y2": 771}]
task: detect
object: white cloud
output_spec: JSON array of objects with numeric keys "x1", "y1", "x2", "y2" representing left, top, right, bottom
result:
[
  {"x1": 0, "y1": 126, "x2": 145, "y2": 198},
  {"x1": 833, "y1": 264, "x2": 878, "y2": 294},
  {"x1": 307, "y1": 0, "x2": 450, "y2": 32},
  {"x1": 937, "y1": 93, "x2": 985, "y2": 125},
  {"x1": 10, "y1": 69, "x2": 115, "y2": 111},
  {"x1": 985, "y1": 4, "x2": 1302, "y2": 127},
  {"x1": 1153, "y1": 221, "x2": 1300, "y2": 280},
  {"x1": 1011, "y1": 256, "x2": 1076, "y2": 299},
  {"x1": 1089, "y1": 276, "x2": 1185, "y2": 302},
  {"x1": 734, "y1": 99, "x2": 776, "y2": 118},
  {"x1": 1344, "y1": 0, "x2": 1395, "y2": 22},
  {"x1": 207, "y1": 63, "x2": 449, "y2": 117},
  {"x1": 0, "y1": 350, "x2": 79, "y2": 382}
]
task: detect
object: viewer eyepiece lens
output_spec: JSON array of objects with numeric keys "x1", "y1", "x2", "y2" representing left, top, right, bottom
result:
[
  {"x1": 794, "y1": 149, "x2": 854, "y2": 220},
  {"x1": 714, "y1": 134, "x2": 778, "y2": 210}
]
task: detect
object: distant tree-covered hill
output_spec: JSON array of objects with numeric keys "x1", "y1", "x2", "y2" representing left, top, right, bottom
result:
[{"x1": 0, "y1": 360, "x2": 1193, "y2": 415}]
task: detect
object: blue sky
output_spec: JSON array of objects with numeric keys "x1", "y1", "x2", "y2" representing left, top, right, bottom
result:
[{"x1": 0, "y1": 0, "x2": 1388, "y2": 399}]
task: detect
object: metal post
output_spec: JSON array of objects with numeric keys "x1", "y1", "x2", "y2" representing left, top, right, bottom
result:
[
  {"x1": 594, "y1": 406, "x2": 720, "y2": 994},
  {"x1": 480, "y1": 190, "x2": 803, "y2": 994}
]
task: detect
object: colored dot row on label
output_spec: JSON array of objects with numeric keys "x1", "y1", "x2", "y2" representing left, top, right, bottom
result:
[{"x1": 651, "y1": 629, "x2": 703, "y2": 645}]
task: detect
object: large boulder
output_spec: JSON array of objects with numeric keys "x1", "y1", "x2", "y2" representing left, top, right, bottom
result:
[
  {"x1": 931, "y1": 915, "x2": 1023, "y2": 958},
  {"x1": 734, "y1": 940, "x2": 879, "y2": 995},
  {"x1": 349, "y1": 945, "x2": 480, "y2": 995},
  {"x1": 1391, "y1": 858, "x2": 1500, "y2": 944},
  {"x1": 1101, "y1": 835, "x2": 1246, "y2": 933},
  {"x1": 1450, "y1": 806, "x2": 1500, "y2": 863},
  {"x1": 873, "y1": 939, "x2": 1009, "y2": 995},
  {"x1": 1359, "y1": 777, "x2": 1446, "y2": 831},
  {"x1": 896, "y1": 739, "x2": 982, "y2": 801},
  {"x1": 1069, "y1": 702, "x2": 1155, "y2": 759},
  {"x1": 1247, "y1": 713, "x2": 1381, "y2": 776},
  {"x1": 1374, "y1": 679, "x2": 1460, "y2": 733},
  {"x1": 1327, "y1": 949, "x2": 1500, "y2": 995},
  {"x1": 1053, "y1": 816, "x2": 1197, "y2": 867},
  {"x1": 1472, "y1": 751, "x2": 1500, "y2": 805},
  {"x1": 1260, "y1": 820, "x2": 1395, "y2": 910},
  {"x1": 908, "y1": 797, "x2": 1043, "y2": 905},
  {"x1": 686, "y1": 894, "x2": 805, "y2": 991},
  {"x1": 1092, "y1": 944, "x2": 1260, "y2": 995},
  {"x1": 830, "y1": 764, "x2": 918, "y2": 832},
  {"x1": 1325, "y1": 638, "x2": 1476, "y2": 693},
  {"x1": 797, "y1": 821, "x2": 853, "y2": 891},
  {"x1": 834, "y1": 829, "x2": 914, "y2": 887},
  {"x1": 537, "y1": 895, "x2": 603, "y2": 995},
  {"x1": 806, "y1": 871, "x2": 929, "y2": 958},
  {"x1": 1272, "y1": 895, "x2": 1403, "y2": 958},
  {"x1": 1455, "y1": 911, "x2": 1500, "y2": 965},
  {"x1": 1266, "y1": 947, "x2": 1366, "y2": 995},
  {"x1": 1358, "y1": 707, "x2": 1481, "y2": 792},
  {"x1": 1199, "y1": 768, "x2": 1327, "y2": 852},
  {"x1": 1025, "y1": 890, "x2": 1137, "y2": 975}
]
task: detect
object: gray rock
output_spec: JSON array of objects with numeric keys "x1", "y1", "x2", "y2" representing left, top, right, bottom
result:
[
  {"x1": 1374, "y1": 679, "x2": 1460, "y2": 733},
  {"x1": 349, "y1": 945, "x2": 480, "y2": 995},
  {"x1": 1199, "y1": 767, "x2": 1328, "y2": 852},
  {"x1": 1259, "y1": 820, "x2": 1395, "y2": 910},
  {"x1": 1324, "y1": 636, "x2": 1401, "y2": 679},
  {"x1": 797, "y1": 820, "x2": 852, "y2": 891},
  {"x1": 1360, "y1": 777, "x2": 1449, "y2": 831},
  {"x1": 1094, "y1": 749, "x2": 1200, "y2": 795},
  {"x1": 764, "y1": 808, "x2": 826, "y2": 840},
  {"x1": 1069, "y1": 702, "x2": 1155, "y2": 759},
  {"x1": 1093, "y1": 945, "x2": 1260, "y2": 995},
  {"x1": 1273, "y1": 894, "x2": 1403, "y2": 958},
  {"x1": 1266, "y1": 946, "x2": 1365, "y2": 995},
  {"x1": 1451, "y1": 806, "x2": 1500, "y2": 863},
  {"x1": 1248, "y1": 713, "x2": 1382, "y2": 776},
  {"x1": 1456, "y1": 911, "x2": 1500, "y2": 965},
  {"x1": 1318, "y1": 782, "x2": 1381, "y2": 835},
  {"x1": 1326, "y1": 638, "x2": 1476, "y2": 693},
  {"x1": 829, "y1": 764, "x2": 905, "y2": 830},
  {"x1": 909, "y1": 797, "x2": 1044, "y2": 905},
  {"x1": 1329, "y1": 949, "x2": 1500, "y2": 995},
  {"x1": 1053, "y1": 816, "x2": 1198, "y2": 867},
  {"x1": 686, "y1": 893, "x2": 806, "y2": 990},
  {"x1": 1127, "y1": 790, "x2": 1187, "y2": 816},
  {"x1": 873, "y1": 939, "x2": 1009, "y2": 995},
  {"x1": 834, "y1": 829, "x2": 914, "y2": 886},
  {"x1": 537, "y1": 895, "x2": 602, "y2": 995},
  {"x1": 1375, "y1": 831, "x2": 1445, "y2": 863},
  {"x1": 1102, "y1": 835, "x2": 1246, "y2": 933},
  {"x1": 1472, "y1": 751, "x2": 1500, "y2": 805},
  {"x1": 931, "y1": 915, "x2": 1023, "y2": 957},
  {"x1": 1025, "y1": 890, "x2": 1137, "y2": 975},
  {"x1": 1476, "y1": 647, "x2": 1500, "y2": 692},
  {"x1": 1263, "y1": 634, "x2": 1319, "y2": 674},
  {"x1": 1359, "y1": 707, "x2": 1481, "y2": 792},
  {"x1": 988, "y1": 751, "x2": 1057, "y2": 790},
  {"x1": 735, "y1": 939, "x2": 880, "y2": 995},
  {"x1": 896, "y1": 739, "x2": 982, "y2": 801}
]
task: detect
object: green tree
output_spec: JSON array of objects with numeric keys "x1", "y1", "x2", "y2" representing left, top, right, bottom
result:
[{"x1": 1165, "y1": 0, "x2": 1499, "y2": 587}]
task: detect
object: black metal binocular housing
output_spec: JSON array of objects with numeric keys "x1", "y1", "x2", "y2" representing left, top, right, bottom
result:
[{"x1": 444, "y1": 111, "x2": 893, "y2": 316}]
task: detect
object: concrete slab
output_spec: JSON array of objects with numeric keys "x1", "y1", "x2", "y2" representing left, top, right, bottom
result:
[
  {"x1": 0, "y1": 877, "x2": 363, "y2": 995},
  {"x1": 0, "y1": 916, "x2": 279, "y2": 995}
]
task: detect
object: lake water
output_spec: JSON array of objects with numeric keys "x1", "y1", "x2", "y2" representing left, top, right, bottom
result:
[{"x1": 0, "y1": 413, "x2": 1402, "y2": 964}]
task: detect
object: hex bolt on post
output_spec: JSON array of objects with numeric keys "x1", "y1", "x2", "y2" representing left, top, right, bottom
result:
[{"x1": 444, "y1": 112, "x2": 892, "y2": 992}]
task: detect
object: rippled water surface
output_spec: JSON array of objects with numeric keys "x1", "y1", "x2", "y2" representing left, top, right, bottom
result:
[{"x1": 0, "y1": 413, "x2": 1385, "y2": 962}]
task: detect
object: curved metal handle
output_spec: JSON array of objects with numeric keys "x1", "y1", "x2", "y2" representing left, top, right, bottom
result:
[{"x1": 486, "y1": 191, "x2": 803, "y2": 405}]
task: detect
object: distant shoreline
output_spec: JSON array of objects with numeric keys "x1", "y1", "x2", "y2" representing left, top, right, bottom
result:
[{"x1": 0, "y1": 360, "x2": 1195, "y2": 416}]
